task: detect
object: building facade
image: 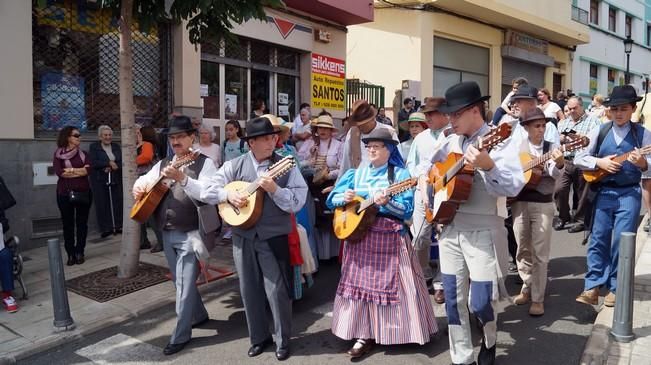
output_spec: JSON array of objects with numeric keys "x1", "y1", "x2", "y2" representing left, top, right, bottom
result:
[
  {"x1": 0, "y1": 0, "x2": 372, "y2": 249},
  {"x1": 346, "y1": 0, "x2": 590, "y2": 114},
  {"x1": 572, "y1": 0, "x2": 651, "y2": 104}
]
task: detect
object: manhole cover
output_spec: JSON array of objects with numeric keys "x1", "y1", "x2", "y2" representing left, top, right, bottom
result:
[{"x1": 66, "y1": 262, "x2": 169, "y2": 303}]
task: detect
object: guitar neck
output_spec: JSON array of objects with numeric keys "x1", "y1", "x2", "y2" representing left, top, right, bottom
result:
[
  {"x1": 525, "y1": 149, "x2": 557, "y2": 172},
  {"x1": 358, "y1": 177, "x2": 417, "y2": 211},
  {"x1": 611, "y1": 145, "x2": 651, "y2": 165},
  {"x1": 242, "y1": 158, "x2": 294, "y2": 196},
  {"x1": 445, "y1": 137, "x2": 496, "y2": 183}
]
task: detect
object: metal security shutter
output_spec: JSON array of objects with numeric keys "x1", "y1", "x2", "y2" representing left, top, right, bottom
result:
[{"x1": 501, "y1": 59, "x2": 545, "y2": 98}]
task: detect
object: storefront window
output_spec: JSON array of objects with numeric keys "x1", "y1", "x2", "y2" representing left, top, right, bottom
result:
[
  {"x1": 277, "y1": 48, "x2": 298, "y2": 70},
  {"x1": 277, "y1": 74, "x2": 296, "y2": 122},
  {"x1": 200, "y1": 61, "x2": 220, "y2": 119},
  {"x1": 225, "y1": 65, "x2": 248, "y2": 121}
]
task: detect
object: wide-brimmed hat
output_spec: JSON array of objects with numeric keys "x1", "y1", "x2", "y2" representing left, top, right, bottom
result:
[
  {"x1": 311, "y1": 115, "x2": 338, "y2": 130},
  {"x1": 263, "y1": 114, "x2": 293, "y2": 132},
  {"x1": 361, "y1": 128, "x2": 399, "y2": 146},
  {"x1": 399, "y1": 112, "x2": 428, "y2": 130},
  {"x1": 349, "y1": 100, "x2": 376, "y2": 126},
  {"x1": 519, "y1": 107, "x2": 547, "y2": 126},
  {"x1": 438, "y1": 82, "x2": 490, "y2": 114},
  {"x1": 510, "y1": 85, "x2": 539, "y2": 101},
  {"x1": 167, "y1": 115, "x2": 196, "y2": 135},
  {"x1": 243, "y1": 116, "x2": 281, "y2": 140},
  {"x1": 604, "y1": 85, "x2": 643, "y2": 107},
  {"x1": 420, "y1": 97, "x2": 446, "y2": 114}
]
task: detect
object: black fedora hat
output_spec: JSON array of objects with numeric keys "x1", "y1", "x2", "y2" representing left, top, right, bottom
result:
[
  {"x1": 243, "y1": 116, "x2": 280, "y2": 140},
  {"x1": 168, "y1": 115, "x2": 196, "y2": 135},
  {"x1": 604, "y1": 85, "x2": 643, "y2": 107},
  {"x1": 438, "y1": 81, "x2": 490, "y2": 114},
  {"x1": 510, "y1": 85, "x2": 538, "y2": 100},
  {"x1": 361, "y1": 128, "x2": 399, "y2": 146}
]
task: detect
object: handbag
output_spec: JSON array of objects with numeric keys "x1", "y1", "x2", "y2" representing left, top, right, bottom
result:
[
  {"x1": 0, "y1": 176, "x2": 16, "y2": 211},
  {"x1": 68, "y1": 190, "x2": 90, "y2": 205}
]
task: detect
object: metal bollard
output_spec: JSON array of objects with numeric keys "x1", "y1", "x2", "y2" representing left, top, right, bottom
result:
[
  {"x1": 47, "y1": 238, "x2": 75, "y2": 330},
  {"x1": 611, "y1": 232, "x2": 635, "y2": 342}
]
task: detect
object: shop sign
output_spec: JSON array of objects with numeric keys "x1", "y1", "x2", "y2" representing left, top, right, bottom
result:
[
  {"x1": 311, "y1": 53, "x2": 345, "y2": 111},
  {"x1": 41, "y1": 72, "x2": 86, "y2": 131},
  {"x1": 505, "y1": 30, "x2": 548, "y2": 55}
]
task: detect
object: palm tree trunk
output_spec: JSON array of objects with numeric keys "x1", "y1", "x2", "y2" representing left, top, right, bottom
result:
[{"x1": 117, "y1": 0, "x2": 141, "y2": 278}]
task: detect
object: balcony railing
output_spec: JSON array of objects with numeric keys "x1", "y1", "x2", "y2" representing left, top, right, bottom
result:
[{"x1": 572, "y1": 5, "x2": 589, "y2": 25}]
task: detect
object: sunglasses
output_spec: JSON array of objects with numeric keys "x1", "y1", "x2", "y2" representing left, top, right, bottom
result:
[{"x1": 71, "y1": 134, "x2": 81, "y2": 138}]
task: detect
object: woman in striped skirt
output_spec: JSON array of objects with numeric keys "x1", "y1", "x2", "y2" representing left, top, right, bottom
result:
[{"x1": 326, "y1": 128, "x2": 437, "y2": 359}]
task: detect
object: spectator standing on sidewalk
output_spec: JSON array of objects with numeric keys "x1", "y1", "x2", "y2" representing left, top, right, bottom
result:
[
  {"x1": 89, "y1": 125, "x2": 122, "y2": 238},
  {"x1": 135, "y1": 125, "x2": 164, "y2": 252},
  {"x1": 0, "y1": 181, "x2": 18, "y2": 313},
  {"x1": 193, "y1": 123, "x2": 222, "y2": 168},
  {"x1": 53, "y1": 126, "x2": 92, "y2": 266},
  {"x1": 375, "y1": 106, "x2": 393, "y2": 126}
]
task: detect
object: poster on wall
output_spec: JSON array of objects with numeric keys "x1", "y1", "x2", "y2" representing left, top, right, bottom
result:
[
  {"x1": 311, "y1": 53, "x2": 345, "y2": 111},
  {"x1": 41, "y1": 72, "x2": 86, "y2": 131},
  {"x1": 278, "y1": 93, "x2": 289, "y2": 105},
  {"x1": 225, "y1": 94, "x2": 237, "y2": 115},
  {"x1": 278, "y1": 105, "x2": 289, "y2": 116}
]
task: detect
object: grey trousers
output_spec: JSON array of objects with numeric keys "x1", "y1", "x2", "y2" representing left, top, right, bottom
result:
[
  {"x1": 163, "y1": 230, "x2": 209, "y2": 345},
  {"x1": 233, "y1": 235, "x2": 292, "y2": 349},
  {"x1": 410, "y1": 189, "x2": 434, "y2": 281}
]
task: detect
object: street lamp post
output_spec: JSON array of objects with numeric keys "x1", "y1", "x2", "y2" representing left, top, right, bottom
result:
[{"x1": 624, "y1": 35, "x2": 633, "y2": 84}]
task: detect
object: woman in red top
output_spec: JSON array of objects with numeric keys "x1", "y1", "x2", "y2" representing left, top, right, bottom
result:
[
  {"x1": 135, "y1": 125, "x2": 164, "y2": 252},
  {"x1": 53, "y1": 126, "x2": 92, "y2": 266}
]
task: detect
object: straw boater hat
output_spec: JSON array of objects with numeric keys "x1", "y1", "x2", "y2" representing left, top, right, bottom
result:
[
  {"x1": 519, "y1": 107, "x2": 547, "y2": 126},
  {"x1": 263, "y1": 114, "x2": 293, "y2": 132},
  {"x1": 349, "y1": 100, "x2": 376, "y2": 126},
  {"x1": 311, "y1": 115, "x2": 338, "y2": 130},
  {"x1": 604, "y1": 85, "x2": 643, "y2": 107},
  {"x1": 243, "y1": 116, "x2": 280, "y2": 140},
  {"x1": 399, "y1": 112, "x2": 428, "y2": 131}
]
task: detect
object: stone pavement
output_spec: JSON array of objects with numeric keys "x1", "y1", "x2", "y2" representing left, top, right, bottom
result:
[
  {"x1": 0, "y1": 231, "x2": 234, "y2": 364},
  {"x1": 580, "y1": 218, "x2": 651, "y2": 365}
]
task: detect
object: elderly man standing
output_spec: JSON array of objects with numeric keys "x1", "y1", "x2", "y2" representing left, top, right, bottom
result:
[
  {"x1": 554, "y1": 96, "x2": 601, "y2": 232},
  {"x1": 339, "y1": 100, "x2": 399, "y2": 175},
  {"x1": 406, "y1": 97, "x2": 448, "y2": 302}
]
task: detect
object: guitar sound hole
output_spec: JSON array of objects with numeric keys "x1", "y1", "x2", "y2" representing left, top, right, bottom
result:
[{"x1": 354, "y1": 202, "x2": 362, "y2": 214}]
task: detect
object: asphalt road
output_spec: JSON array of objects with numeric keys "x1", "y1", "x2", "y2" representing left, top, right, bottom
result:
[{"x1": 23, "y1": 228, "x2": 597, "y2": 365}]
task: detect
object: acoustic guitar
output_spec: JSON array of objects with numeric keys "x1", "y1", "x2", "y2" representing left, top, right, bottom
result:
[
  {"x1": 333, "y1": 177, "x2": 417, "y2": 241},
  {"x1": 218, "y1": 155, "x2": 296, "y2": 229},
  {"x1": 521, "y1": 136, "x2": 589, "y2": 188},
  {"x1": 582, "y1": 145, "x2": 651, "y2": 183},
  {"x1": 130, "y1": 150, "x2": 200, "y2": 224},
  {"x1": 425, "y1": 124, "x2": 512, "y2": 224}
]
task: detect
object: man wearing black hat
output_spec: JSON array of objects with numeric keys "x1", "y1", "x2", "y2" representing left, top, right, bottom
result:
[
  {"x1": 574, "y1": 85, "x2": 650, "y2": 307},
  {"x1": 192, "y1": 116, "x2": 307, "y2": 361},
  {"x1": 510, "y1": 108, "x2": 565, "y2": 317},
  {"x1": 425, "y1": 81, "x2": 525, "y2": 365},
  {"x1": 132, "y1": 115, "x2": 220, "y2": 356}
]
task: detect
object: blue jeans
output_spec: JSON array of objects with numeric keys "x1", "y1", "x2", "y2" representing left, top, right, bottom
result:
[
  {"x1": 585, "y1": 186, "x2": 641, "y2": 292},
  {"x1": 0, "y1": 247, "x2": 14, "y2": 292}
]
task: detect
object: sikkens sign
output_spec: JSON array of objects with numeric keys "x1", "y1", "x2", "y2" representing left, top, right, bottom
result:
[{"x1": 311, "y1": 53, "x2": 345, "y2": 111}]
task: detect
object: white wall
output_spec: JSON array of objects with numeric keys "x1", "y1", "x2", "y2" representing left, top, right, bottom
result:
[
  {"x1": 0, "y1": 0, "x2": 33, "y2": 139},
  {"x1": 572, "y1": 0, "x2": 651, "y2": 97}
]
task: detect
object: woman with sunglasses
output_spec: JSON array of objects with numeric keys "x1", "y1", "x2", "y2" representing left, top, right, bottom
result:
[{"x1": 53, "y1": 126, "x2": 92, "y2": 266}]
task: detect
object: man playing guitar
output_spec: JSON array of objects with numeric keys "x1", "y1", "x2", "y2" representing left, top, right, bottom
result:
[
  {"x1": 426, "y1": 82, "x2": 525, "y2": 365},
  {"x1": 190, "y1": 116, "x2": 307, "y2": 361},
  {"x1": 132, "y1": 116, "x2": 219, "y2": 356}
]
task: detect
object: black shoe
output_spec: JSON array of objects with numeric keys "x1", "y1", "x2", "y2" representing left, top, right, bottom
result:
[
  {"x1": 150, "y1": 244, "x2": 163, "y2": 253},
  {"x1": 115, "y1": 228, "x2": 122, "y2": 234},
  {"x1": 508, "y1": 262, "x2": 518, "y2": 274},
  {"x1": 66, "y1": 256, "x2": 76, "y2": 266},
  {"x1": 477, "y1": 340, "x2": 496, "y2": 365},
  {"x1": 163, "y1": 341, "x2": 189, "y2": 356},
  {"x1": 553, "y1": 218, "x2": 568, "y2": 231},
  {"x1": 644, "y1": 219, "x2": 650, "y2": 232},
  {"x1": 568, "y1": 222, "x2": 585, "y2": 233},
  {"x1": 191, "y1": 317, "x2": 210, "y2": 328},
  {"x1": 100, "y1": 231, "x2": 112, "y2": 238},
  {"x1": 275, "y1": 347, "x2": 290, "y2": 361},
  {"x1": 75, "y1": 254, "x2": 85, "y2": 265},
  {"x1": 140, "y1": 240, "x2": 152, "y2": 250},
  {"x1": 248, "y1": 338, "x2": 273, "y2": 357}
]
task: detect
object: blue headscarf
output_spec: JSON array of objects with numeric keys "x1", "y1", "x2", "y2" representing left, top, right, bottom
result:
[{"x1": 385, "y1": 143, "x2": 405, "y2": 169}]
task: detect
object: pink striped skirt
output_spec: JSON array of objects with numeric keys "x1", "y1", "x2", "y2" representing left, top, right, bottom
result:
[{"x1": 331, "y1": 235, "x2": 438, "y2": 345}]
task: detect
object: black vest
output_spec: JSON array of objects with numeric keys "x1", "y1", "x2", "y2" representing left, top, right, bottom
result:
[{"x1": 154, "y1": 154, "x2": 208, "y2": 232}]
